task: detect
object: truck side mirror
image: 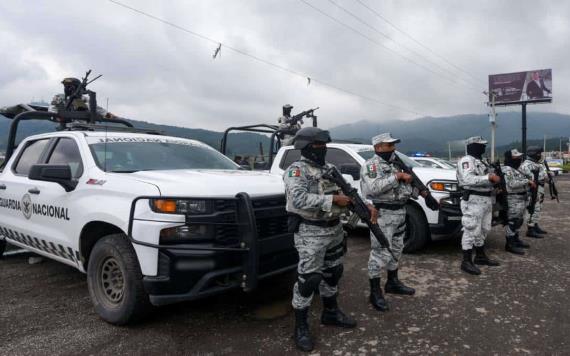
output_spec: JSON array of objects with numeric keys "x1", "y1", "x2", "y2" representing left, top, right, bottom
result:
[
  {"x1": 28, "y1": 164, "x2": 77, "y2": 192},
  {"x1": 340, "y1": 164, "x2": 360, "y2": 180}
]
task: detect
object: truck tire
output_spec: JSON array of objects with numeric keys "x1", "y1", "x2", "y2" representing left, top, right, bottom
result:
[
  {"x1": 87, "y1": 234, "x2": 151, "y2": 325},
  {"x1": 403, "y1": 204, "x2": 430, "y2": 253}
]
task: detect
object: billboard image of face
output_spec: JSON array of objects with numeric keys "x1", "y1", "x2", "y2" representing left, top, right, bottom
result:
[{"x1": 488, "y1": 69, "x2": 552, "y2": 105}]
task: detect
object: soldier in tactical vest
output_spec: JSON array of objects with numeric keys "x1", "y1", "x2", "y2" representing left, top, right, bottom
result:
[
  {"x1": 456, "y1": 136, "x2": 501, "y2": 275},
  {"x1": 283, "y1": 127, "x2": 359, "y2": 352},
  {"x1": 49, "y1": 77, "x2": 115, "y2": 118},
  {"x1": 502, "y1": 149, "x2": 535, "y2": 254},
  {"x1": 520, "y1": 146, "x2": 548, "y2": 238},
  {"x1": 360, "y1": 133, "x2": 423, "y2": 312},
  {"x1": 278, "y1": 104, "x2": 301, "y2": 146}
]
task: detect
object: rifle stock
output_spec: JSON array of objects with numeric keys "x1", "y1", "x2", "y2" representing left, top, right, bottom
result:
[
  {"x1": 543, "y1": 161, "x2": 560, "y2": 202},
  {"x1": 392, "y1": 155, "x2": 440, "y2": 211}
]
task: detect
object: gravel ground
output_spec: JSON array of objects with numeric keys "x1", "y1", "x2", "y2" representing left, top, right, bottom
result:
[{"x1": 1, "y1": 177, "x2": 569, "y2": 355}]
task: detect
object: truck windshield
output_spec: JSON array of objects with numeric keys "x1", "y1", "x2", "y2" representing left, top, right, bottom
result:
[
  {"x1": 89, "y1": 140, "x2": 239, "y2": 172},
  {"x1": 357, "y1": 150, "x2": 420, "y2": 167}
]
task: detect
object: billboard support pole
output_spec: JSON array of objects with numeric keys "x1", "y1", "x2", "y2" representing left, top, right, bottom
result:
[
  {"x1": 522, "y1": 102, "x2": 527, "y2": 158},
  {"x1": 490, "y1": 94, "x2": 496, "y2": 162}
]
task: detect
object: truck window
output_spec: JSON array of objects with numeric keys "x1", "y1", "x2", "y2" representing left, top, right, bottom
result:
[
  {"x1": 279, "y1": 149, "x2": 301, "y2": 169},
  {"x1": 13, "y1": 139, "x2": 50, "y2": 176},
  {"x1": 47, "y1": 138, "x2": 84, "y2": 178}
]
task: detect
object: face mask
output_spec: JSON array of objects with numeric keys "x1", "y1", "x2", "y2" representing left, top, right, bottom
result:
[
  {"x1": 512, "y1": 159, "x2": 522, "y2": 169},
  {"x1": 376, "y1": 150, "x2": 394, "y2": 162},
  {"x1": 301, "y1": 146, "x2": 327, "y2": 166},
  {"x1": 64, "y1": 85, "x2": 77, "y2": 97},
  {"x1": 466, "y1": 143, "x2": 486, "y2": 159}
]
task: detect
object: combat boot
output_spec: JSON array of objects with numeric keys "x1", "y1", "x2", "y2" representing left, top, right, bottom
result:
[
  {"x1": 369, "y1": 278, "x2": 389, "y2": 311},
  {"x1": 385, "y1": 269, "x2": 416, "y2": 295},
  {"x1": 321, "y1": 295, "x2": 357, "y2": 328},
  {"x1": 460, "y1": 249, "x2": 481, "y2": 275},
  {"x1": 293, "y1": 308, "x2": 313, "y2": 352},
  {"x1": 513, "y1": 232, "x2": 530, "y2": 249},
  {"x1": 474, "y1": 245, "x2": 501, "y2": 266},
  {"x1": 535, "y1": 224, "x2": 548, "y2": 234},
  {"x1": 526, "y1": 225, "x2": 544, "y2": 239},
  {"x1": 505, "y1": 236, "x2": 525, "y2": 255}
]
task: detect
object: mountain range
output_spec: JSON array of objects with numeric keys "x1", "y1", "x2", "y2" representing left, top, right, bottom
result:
[{"x1": 1, "y1": 111, "x2": 569, "y2": 158}]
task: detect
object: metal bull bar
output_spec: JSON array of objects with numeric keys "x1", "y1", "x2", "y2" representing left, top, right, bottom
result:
[{"x1": 127, "y1": 192, "x2": 260, "y2": 291}]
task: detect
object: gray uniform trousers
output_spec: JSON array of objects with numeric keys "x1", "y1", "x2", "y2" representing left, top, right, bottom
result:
[
  {"x1": 368, "y1": 207, "x2": 406, "y2": 278},
  {"x1": 292, "y1": 222, "x2": 345, "y2": 309},
  {"x1": 506, "y1": 195, "x2": 527, "y2": 236},
  {"x1": 526, "y1": 186, "x2": 545, "y2": 226},
  {"x1": 461, "y1": 195, "x2": 493, "y2": 250}
]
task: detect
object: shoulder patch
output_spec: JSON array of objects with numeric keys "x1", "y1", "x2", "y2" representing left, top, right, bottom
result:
[
  {"x1": 367, "y1": 163, "x2": 377, "y2": 178},
  {"x1": 462, "y1": 162, "x2": 470, "y2": 169},
  {"x1": 288, "y1": 167, "x2": 301, "y2": 177}
]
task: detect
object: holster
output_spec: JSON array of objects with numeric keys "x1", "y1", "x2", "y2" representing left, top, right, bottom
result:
[
  {"x1": 287, "y1": 214, "x2": 302, "y2": 233},
  {"x1": 461, "y1": 189, "x2": 471, "y2": 201}
]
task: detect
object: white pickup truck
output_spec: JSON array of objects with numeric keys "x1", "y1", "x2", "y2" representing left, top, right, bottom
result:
[
  {"x1": 0, "y1": 122, "x2": 297, "y2": 325},
  {"x1": 269, "y1": 144, "x2": 463, "y2": 252}
]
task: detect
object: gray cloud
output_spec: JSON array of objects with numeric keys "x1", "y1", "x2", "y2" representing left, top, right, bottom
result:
[{"x1": 0, "y1": 0, "x2": 568, "y2": 131}]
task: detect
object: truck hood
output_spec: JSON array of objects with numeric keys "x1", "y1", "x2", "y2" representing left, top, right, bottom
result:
[
  {"x1": 123, "y1": 169, "x2": 285, "y2": 197},
  {"x1": 412, "y1": 167, "x2": 457, "y2": 183}
]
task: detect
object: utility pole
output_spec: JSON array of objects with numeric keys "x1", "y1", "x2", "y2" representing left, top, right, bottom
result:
[{"x1": 543, "y1": 134, "x2": 547, "y2": 156}]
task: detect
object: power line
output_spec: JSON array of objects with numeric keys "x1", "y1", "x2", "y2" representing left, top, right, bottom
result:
[
  {"x1": 353, "y1": 0, "x2": 485, "y2": 85},
  {"x1": 300, "y1": 0, "x2": 481, "y2": 93},
  {"x1": 108, "y1": 0, "x2": 424, "y2": 116},
  {"x1": 326, "y1": 0, "x2": 482, "y2": 90}
]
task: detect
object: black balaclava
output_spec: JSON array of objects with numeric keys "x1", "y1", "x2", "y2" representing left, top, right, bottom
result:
[
  {"x1": 301, "y1": 144, "x2": 327, "y2": 166},
  {"x1": 466, "y1": 143, "x2": 486, "y2": 159},
  {"x1": 504, "y1": 151, "x2": 522, "y2": 169},
  {"x1": 64, "y1": 84, "x2": 78, "y2": 97},
  {"x1": 283, "y1": 105, "x2": 293, "y2": 117},
  {"x1": 527, "y1": 148, "x2": 542, "y2": 162},
  {"x1": 376, "y1": 150, "x2": 395, "y2": 162}
]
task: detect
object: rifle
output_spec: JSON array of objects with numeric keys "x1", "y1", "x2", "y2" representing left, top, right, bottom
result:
[
  {"x1": 392, "y1": 154, "x2": 440, "y2": 211},
  {"x1": 527, "y1": 169, "x2": 540, "y2": 215},
  {"x1": 289, "y1": 107, "x2": 319, "y2": 127},
  {"x1": 543, "y1": 161, "x2": 560, "y2": 202},
  {"x1": 322, "y1": 166, "x2": 398, "y2": 262},
  {"x1": 491, "y1": 161, "x2": 509, "y2": 225},
  {"x1": 64, "y1": 70, "x2": 102, "y2": 110}
]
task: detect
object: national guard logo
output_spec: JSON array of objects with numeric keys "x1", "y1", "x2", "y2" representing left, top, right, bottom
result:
[
  {"x1": 288, "y1": 168, "x2": 301, "y2": 177},
  {"x1": 462, "y1": 162, "x2": 469, "y2": 169},
  {"x1": 367, "y1": 164, "x2": 377, "y2": 178},
  {"x1": 21, "y1": 194, "x2": 32, "y2": 220}
]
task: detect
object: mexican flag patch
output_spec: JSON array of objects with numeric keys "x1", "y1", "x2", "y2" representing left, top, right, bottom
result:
[
  {"x1": 367, "y1": 164, "x2": 377, "y2": 178},
  {"x1": 288, "y1": 168, "x2": 301, "y2": 177}
]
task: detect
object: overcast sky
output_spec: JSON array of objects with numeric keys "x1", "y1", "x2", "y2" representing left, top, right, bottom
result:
[{"x1": 1, "y1": 0, "x2": 568, "y2": 130}]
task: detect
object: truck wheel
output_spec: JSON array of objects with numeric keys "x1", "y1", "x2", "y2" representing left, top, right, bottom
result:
[
  {"x1": 87, "y1": 234, "x2": 151, "y2": 325},
  {"x1": 403, "y1": 204, "x2": 430, "y2": 253}
]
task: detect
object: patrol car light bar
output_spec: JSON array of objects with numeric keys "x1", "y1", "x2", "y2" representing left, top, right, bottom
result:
[{"x1": 150, "y1": 199, "x2": 208, "y2": 214}]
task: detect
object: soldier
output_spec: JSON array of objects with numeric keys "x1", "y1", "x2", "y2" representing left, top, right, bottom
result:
[
  {"x1": 502, "y1": 149, "x2": 535, "y2": 254},
  {"x1": 49, "y1": 77, "x2": 115, "y2": 119},
  {"x1": 283, "y1": 127, "x2": 359, "y2": 352},
  {"x1": 278, "y1": 104, "x2": 301, "y2": 145},
  {"x1": 520, "y1": 146, "x2": 548, "y2": 238},
  {"x1": 456, "y1": 136, "x2": 501, "y2": 275},
  {"x1": 360, "y1": 133, "x2": 423, "y2": 312}
]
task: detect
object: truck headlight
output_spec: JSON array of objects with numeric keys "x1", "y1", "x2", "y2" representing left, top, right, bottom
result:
[
  {"x1": 429, "y1": 181, "x2": 458, "y2": 192},
  {"x1": 150, "y1": 199, "x2": 209, "y2": 214}
]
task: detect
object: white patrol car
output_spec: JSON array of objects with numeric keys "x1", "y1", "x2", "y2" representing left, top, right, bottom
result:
[
  {"x1": 0, "y1": 130, "x2": 297, "y2": 324},
  {"x1": 270, "y1": 143, "x2": 463, "y2": 252}
]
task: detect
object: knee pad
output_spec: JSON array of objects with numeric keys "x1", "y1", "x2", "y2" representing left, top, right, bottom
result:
[
  {"x1": 322, "y1": 264, "x2": 344, "y2": 287},
  {"x1": 297, "y1": 272, "x2": 322, "y2": 297}
]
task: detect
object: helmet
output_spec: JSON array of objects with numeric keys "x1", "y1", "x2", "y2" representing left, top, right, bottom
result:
[
  {"x1": 282, "y1": 104, "x2": 293, "y2": 116},
  {"x1": 527, "y1": 146, "x2": 543, "y2": 160},
  {"x1": 62, "y1": 78, "x2": 81, "y2": 97},
  {"x1": 293, "y1": 127, "x2": 331, "y2": 149},
  {"x1": 61, "y1": 77, "x2": 81, "y2": 86}
]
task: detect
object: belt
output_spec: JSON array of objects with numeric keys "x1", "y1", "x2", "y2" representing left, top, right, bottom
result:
[
  {"x1": 510, "y1": 192, "x2": 527, "y2": 196},
  {"x1": 302, "y1": 218, "x2": 341, "y2": 227},
  {"x1": 465, "y1": 190, "x2": 493, "y2": 197},
  {"x1": 374, "y1": 203, "x2": 406, "y2": 210}
]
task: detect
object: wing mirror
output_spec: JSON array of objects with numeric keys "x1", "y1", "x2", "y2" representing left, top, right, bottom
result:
[{"x1": 28, "y1": 164, "x2": 77, "y2": 192}]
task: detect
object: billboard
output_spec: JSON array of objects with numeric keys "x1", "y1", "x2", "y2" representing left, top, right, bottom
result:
[{"x1": 489, "y1": 69, "x2": 552, "y2": 105}]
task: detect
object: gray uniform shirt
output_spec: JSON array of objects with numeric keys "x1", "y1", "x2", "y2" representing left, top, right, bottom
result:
[
  {"x1": 520, "y1": 159, "x2": 546, "y2": 184},
  {"x1": 49, "y1": 93, "x2": 108, "y2": 116},
  {"x1": 360, "y1": 154, "x2": 416, "y2": 204},
  {"x1": 456, "y1": 155, "x2": 494, "y2": 192},
  {"x1": 283, "y1": 158, "x2": 346, "y2": 221},
  {"x1": 502, "y1": 166, "x2": 530, "y2": 194}
]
